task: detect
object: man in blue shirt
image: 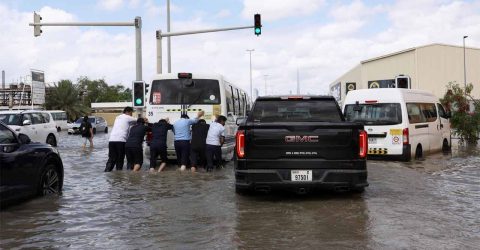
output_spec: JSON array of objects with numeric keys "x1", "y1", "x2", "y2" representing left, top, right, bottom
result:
[{"x1": 173, "y1": 110, "x2": 204, "y2": 171}]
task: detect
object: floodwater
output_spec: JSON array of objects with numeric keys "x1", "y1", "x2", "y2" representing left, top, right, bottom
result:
[{"x1": 1, "y1": 132, "x2": 479, "y2": 249}]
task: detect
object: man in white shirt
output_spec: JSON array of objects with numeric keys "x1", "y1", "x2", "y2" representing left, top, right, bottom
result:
[
  {"x1": 205, "y1": 115, "x2": 227, "y2": 172},
  {"x1": 105, "y1": 107, "x2": 138, "y2": 172}
]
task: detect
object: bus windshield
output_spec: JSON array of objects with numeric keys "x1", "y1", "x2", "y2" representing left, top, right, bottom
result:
[
  {"x1": 344, "y1": 103, "x2": 402, "y2": 125},
  {"x1": 150, "y1": 79, "x2": 221, "y2": 105}
]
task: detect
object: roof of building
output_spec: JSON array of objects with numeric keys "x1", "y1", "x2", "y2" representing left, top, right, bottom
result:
[{"x1": 361, "y1": 43, "x2": 480, "y2": 64}]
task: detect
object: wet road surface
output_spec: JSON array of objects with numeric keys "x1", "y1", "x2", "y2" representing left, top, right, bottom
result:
[{"x1": 1, "y1": 132, "x2": 479, "y2": 249}]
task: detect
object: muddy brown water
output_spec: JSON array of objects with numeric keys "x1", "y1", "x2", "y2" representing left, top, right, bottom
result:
[{"x1": 1, "y1": 132, "x2": 479, "y2": 249}]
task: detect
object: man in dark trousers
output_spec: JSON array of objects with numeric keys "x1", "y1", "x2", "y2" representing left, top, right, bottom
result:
[
  {"x1": 173, "y1": 110, "x2": 205, "y2": 171},
  {"x1": 126, "y1": 118, "x2": 150, "y2": 171},
  {"x1": 149, "y1": 118, "x2": 173, "y2": 172},
  {"x1": 79, "y1": 115, "x2": 93, "y2": 149},
  {"x1": 190, "y1": 119, "x2": 209, "y2": 172},
  {"x1": 105, "y1": 107, "x2": 137, "y2": 172},
  {"x1": 205, "y1": 115, "x2": 227, "y2": 172}
]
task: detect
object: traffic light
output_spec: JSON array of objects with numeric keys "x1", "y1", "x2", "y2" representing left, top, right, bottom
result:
[
  {"x1": 132, "y1": 81, "x2": 145, "y2": 107},
  {"x1": 254, "y1": 14, "x2": 261, "y2": 36},
  {"x1": 34, "y1": 12, "x2": 42, "y2": 37}
]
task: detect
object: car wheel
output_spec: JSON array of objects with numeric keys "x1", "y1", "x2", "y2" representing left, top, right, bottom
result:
[
  {"x1": 38, "y1": 164, "x2": 61, "y2": 196},
  {"x1": 104, "y1": 127, "x2": 108, "y2": 133},
  {"x1": 415, "y1": 145, "x2": 423, "y2": 160},
  {"x1": 93, "y1": 128, "x2": 97, "y2": 134},
  {"x1": 352, "y1": 187, "x2": 365, "y2": 193},
  {"x1": 46, "y1": 134, "x2": 57, "y2": 147},
  {"x1": 57, "y1": 127, "x2": 61, "y2": 132},
  {"x1": 235, "y1": 186, "x2": 253, "y2": 195}
]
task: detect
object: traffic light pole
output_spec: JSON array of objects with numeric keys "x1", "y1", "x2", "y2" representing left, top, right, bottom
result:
[
  {"x1": 156, "y1": 25, "x2": 254, "y2": 74},
  {"x1": 30, "y1": 14, "x2": 144, "y2": 116}
]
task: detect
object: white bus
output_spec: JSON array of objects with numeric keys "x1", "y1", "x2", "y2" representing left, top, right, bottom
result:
[
  {"x1": 343, "y1": 88, "x2": 451, "y2": 161},
  {"x1": 145, "y1": 73, "x2": 252, "y2": 161},
  {"x1": 48, "y1": 110, "x2": 68, "y2": 132}
]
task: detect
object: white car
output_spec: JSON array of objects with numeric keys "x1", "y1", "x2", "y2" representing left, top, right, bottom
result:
[{"x1": 0, "y1": 110, "x2": 59, "y2": 146}]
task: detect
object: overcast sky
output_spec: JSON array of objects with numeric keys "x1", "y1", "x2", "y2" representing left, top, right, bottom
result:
[{"x1": 1, "y1": 0, "x2": 479, "y2": 95}]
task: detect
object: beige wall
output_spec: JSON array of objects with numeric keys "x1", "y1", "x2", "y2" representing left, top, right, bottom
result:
[
  {"x1": 417, "y1": 44, "x2": 480, "y2": 99},
  {"x1": 360, "y1": 50, "x2": 416, "y2": 89},
  {"x1": 329, "y1": 44, "x2": 480, "y2": 104}
]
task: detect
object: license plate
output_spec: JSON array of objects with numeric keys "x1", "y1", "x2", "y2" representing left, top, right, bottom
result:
[
  {"x1": 368, "y1": 138, "x2": 377, "y2": 144},
  {"x1": 291, "y1": 170, "x2": 312, "y2": 182}
]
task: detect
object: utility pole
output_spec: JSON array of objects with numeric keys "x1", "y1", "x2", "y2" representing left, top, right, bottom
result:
[
  {"x1": 167, "y1": 0, "x2": 172, "y2": 73},
  {"x1": 247, "y1": 49, "x2": 255, "y2": 101}
]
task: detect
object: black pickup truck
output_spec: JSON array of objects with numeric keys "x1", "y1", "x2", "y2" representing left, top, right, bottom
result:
[{"x1": 234, "y1": 96, "x2": 368, "y2": 194}]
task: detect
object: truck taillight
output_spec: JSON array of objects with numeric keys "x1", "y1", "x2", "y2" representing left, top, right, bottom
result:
[
  {"x1": 403, "y1": 128, "x2": 409, "y2": 145},
  {"x1": 359, "y1": 130, "x2": 367, "y2": 158},
  {"x1": 236, "y1": 130, "x2": 245, "y2": 158}
]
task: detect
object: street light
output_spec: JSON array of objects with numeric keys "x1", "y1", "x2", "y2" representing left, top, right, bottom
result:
[
  {"x1": 246, "y1": 49, "x2": 254, "y2": 101},
  {"x1": 263, "y1": 74, "x2": 269, "y2": 96},
  {"x1": 463, "y1": 36, "x2": 468, "y2": 91}
]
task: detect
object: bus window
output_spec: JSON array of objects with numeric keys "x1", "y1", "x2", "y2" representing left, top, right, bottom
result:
[
  {"x1": 225, "y1": 84, "x2": 233, "y2": 115},
  {"x1": 237, "y1": 89, "x2": 244, "y2": 116},
  {"x1": 150, "y1": 79, "x2": 220, "y2": 104},
  {"x1": 230, "y1": 85, "x2": 236, "y2": 115}
]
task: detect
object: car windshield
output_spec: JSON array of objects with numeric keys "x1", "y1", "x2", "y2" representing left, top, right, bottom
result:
[
  {"x1": 149, "y1": 79, "x2": 221, "y2": 105},
  {"x1": 0, "y1": 113, "x2": 22, "y2": 126},
  {"x1": 344, "y1": 103, "x2": 402, "y2": 125},
  {"x1": 75, "y1": 118, "x2": 95, "y2": 123}
]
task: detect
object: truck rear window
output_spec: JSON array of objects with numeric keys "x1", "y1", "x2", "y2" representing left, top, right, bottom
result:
[{"x1": 252, "y1": 100, "x2": 343, "y2": 123}]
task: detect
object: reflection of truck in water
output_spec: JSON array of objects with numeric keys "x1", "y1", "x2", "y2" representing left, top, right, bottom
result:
[{"x1": 144, "y1": 73, "x2": 251, "y2": 161}]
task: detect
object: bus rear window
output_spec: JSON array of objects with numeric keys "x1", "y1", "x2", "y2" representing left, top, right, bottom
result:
[
  {"x1": 149, "y1": 79, "x2": 220, "y2": 105},
  {"x1": 344, "y1": 103, "x2": 402, "y2": 125}
]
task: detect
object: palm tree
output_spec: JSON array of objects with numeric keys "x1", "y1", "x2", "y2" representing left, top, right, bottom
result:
[{"x1": 45, "y1": 80, "x2": 89, "y2": 121}]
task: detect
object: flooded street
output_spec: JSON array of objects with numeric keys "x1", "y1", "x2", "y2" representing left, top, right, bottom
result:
[{"x1": 1, "y1": 132, "x2": 479, "y2": 249}]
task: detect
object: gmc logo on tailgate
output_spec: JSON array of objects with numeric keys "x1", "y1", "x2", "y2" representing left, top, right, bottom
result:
[{"x1": 285, "y1": 135, "x2": 319, "y2": 143}]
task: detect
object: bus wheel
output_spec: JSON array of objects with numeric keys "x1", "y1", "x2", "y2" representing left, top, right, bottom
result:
[
  {"x1": 415, "y1": 145, "x2": 423, "y2": 160},
  {"x1": 442, "y1": 139, "x2": 451, "y2": 153}
]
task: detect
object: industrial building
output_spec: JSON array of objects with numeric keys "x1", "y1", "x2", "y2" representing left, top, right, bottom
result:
[{"x1": 329, "y1": 43, "x2": 480, "y2": 108}]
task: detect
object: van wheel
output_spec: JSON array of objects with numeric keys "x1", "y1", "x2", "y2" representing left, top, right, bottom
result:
[
  {"x1": 104, "y1": 127, "x2": 108, "y2": 133},
  {"x1": 415, "y1": 145, "x2": 423, "y2": 160},
  {"x1": 442, "y1": 139, "x2": 451, "y2": 152},
  {"x1": 46, "y1": 134, "x2": 57, "y2": 147}
]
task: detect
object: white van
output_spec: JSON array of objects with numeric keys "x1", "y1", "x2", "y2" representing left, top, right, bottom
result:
[
  {"x1": 342, "y1": 89, "x2": 451, "y2": 161},
  {"x1": 0, "y1": 110, "x2": 59, "y2": 146}
]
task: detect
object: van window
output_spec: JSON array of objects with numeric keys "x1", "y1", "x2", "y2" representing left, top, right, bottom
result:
[
  {"x1": 150, "y1": 79, "x2": 220, "y2": 104},
  {"x1": 407, "y1": 103, "x2": 426, "y2": 124},
  {"x1": 422, "y1": 103, "x2": 437, "y2": 122},
  {"x1": 344, "y1": 103, "x2": 402, "y2": 125},
  {"x1": 437, "y1": 103, "x2": 448, "y2": 119}
]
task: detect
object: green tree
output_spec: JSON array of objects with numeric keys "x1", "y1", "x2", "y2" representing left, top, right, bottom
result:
[
  {"x1": 77, "y1": 77, "x2": 132, "y2": 106},
  {"x1": 440, "y1": 82, "x2": 480, "y2": 145},
  {"x1": 45, "y1": 80, "x2": 90, "y2": 121}
]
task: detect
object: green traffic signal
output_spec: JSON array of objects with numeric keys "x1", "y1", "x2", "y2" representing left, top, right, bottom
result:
[
  {"x1": 135, "y1": 98, "x2": 142, "y2": 105},
  {"x1": 255, "y1": 27, "x2": 261, "y2": 35}
]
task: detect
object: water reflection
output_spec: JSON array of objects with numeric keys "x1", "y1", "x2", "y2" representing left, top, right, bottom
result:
[{"x1": 0, "y1": 133, "x2": 479, "y2": 248}]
